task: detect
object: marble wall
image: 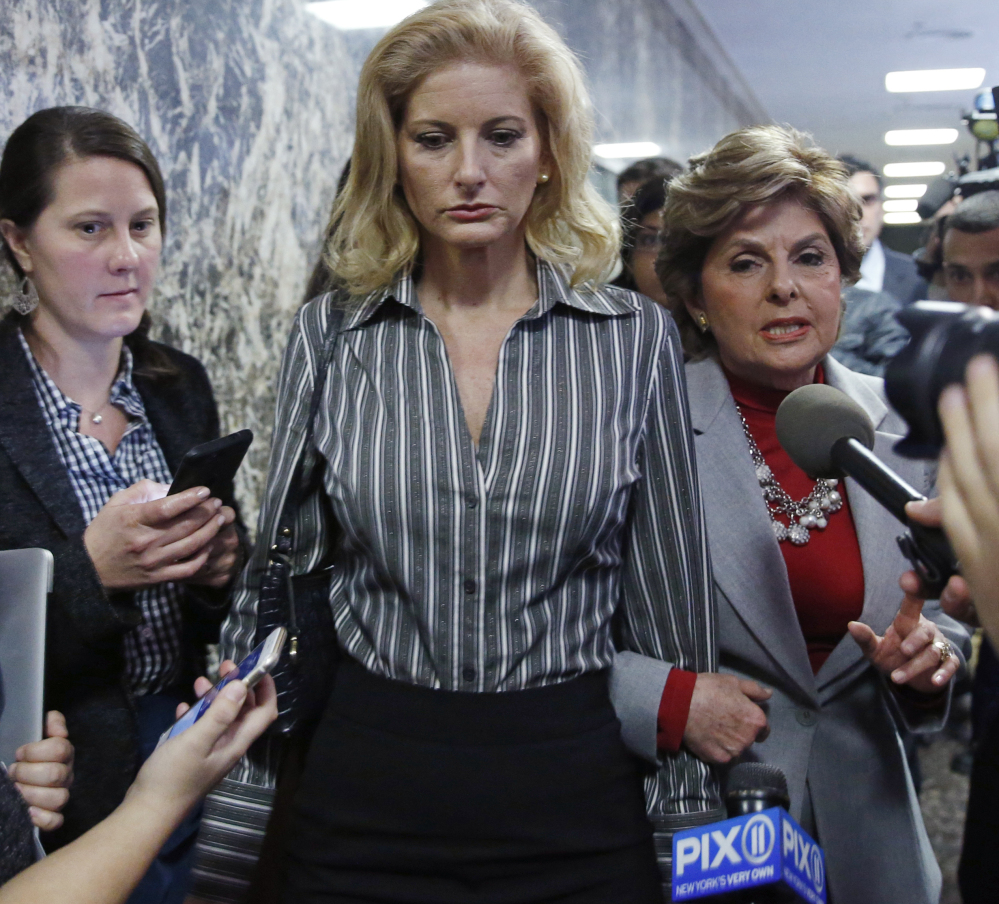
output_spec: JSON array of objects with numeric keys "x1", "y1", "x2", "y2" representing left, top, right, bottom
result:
[
  {"x1": 533, "y1": 0, "x2": 765, "y2": 166},
  {"x1": 0, "y1": 0, "x2": 763, "y2": 524},
  {"x1": 0, "y1": 0, "x2": 356, "y2": 518}
]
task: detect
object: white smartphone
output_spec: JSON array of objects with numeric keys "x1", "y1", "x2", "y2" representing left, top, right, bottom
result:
[{"x1": 157, "y1": 627, "x2": 286, "y2": 746}]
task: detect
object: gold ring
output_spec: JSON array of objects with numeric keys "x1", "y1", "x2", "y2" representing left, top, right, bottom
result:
[{"x1": 931, "y1": 638, "x2": 954, "y2": 666}]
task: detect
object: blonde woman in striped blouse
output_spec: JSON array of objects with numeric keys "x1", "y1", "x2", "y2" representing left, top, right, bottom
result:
[{"x1": 198, "y1": 2, "x2": 720, "y2": 901}]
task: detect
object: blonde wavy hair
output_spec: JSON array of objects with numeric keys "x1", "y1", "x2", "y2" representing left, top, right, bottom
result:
[
  {"x1": 325, "y1": 0, "x2": 619, "y2": 295},
  {"x1": 655, "y1": 125, "x2": 865, "y2": 359}
]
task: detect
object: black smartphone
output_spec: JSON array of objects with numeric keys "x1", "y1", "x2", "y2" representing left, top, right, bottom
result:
[{"x1": 168, "y1": 429, "x2": 253, "y2": 499}]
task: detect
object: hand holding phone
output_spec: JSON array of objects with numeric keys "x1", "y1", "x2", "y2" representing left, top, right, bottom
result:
[
  {"x1": 158, "y1": 628, "x2": 286, "y2": 746},
  {"x1": 129, "y1": 666, "x2": 278, "y2": 832},
  {"x1": 168, "y1": 430, "x2": 253, "y2": 500}
]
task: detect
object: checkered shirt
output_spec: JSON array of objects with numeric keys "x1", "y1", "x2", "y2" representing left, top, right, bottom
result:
[{"x1": 19, "y1": 330, "x2": 183, "y2": 696}]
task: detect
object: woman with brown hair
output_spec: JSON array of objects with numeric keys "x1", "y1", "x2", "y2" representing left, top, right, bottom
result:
[
  {"x1": 208, "y1": 1, "x2": 717, "y2": 901},
  {"x1": 0, "y1": 106, "x2": 242, "y2": 902},
  {"x1": 645, "y1": 124, "x2": 967, "y2": 902}
]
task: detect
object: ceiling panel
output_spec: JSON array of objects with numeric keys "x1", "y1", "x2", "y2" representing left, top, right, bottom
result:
[{"x1": 688, "y1": 0, "x2": 998, "y2": 175}]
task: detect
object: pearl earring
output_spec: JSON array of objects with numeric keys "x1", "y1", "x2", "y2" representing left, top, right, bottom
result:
[{"x1": 537, "y1": 173, "x2": 550, "y2": 184}]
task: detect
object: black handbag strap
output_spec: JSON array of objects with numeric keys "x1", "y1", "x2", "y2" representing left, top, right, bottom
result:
[
  {"x1": 268, "y1": 299, "x2": 346, "y2": 641},
  {"x1": 280, "y1": 301, "x2": 346, "y2": 529}
]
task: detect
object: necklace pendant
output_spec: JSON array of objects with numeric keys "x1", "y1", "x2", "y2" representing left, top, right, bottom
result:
[
  {"x1": 91, "y1": 414, "x2": 103, "y2": 425},
  {"x1": 788, "y1": 523, "x2": 810, "y2": 545}
]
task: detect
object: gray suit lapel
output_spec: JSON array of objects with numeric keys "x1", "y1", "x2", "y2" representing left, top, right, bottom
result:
[{"x1": 687, "y1": 358, "x2": 816, "y2": 699}]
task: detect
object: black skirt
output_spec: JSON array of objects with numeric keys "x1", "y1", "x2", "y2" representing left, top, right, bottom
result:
[{"x1": 284, "y1": 657, "x2": 663, "y2": 904}]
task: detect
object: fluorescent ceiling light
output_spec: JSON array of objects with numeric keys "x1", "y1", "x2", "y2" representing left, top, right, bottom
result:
[
  {"x1": 883, "y1": 161, "x2": 946, "y2": 178},
  {"x1": 883, "y1": 199, "x2": 919, "y2": 213},
  {"x1": 885, "y1": 68, "x2": 985, "y2": 93},
  {"x1": 305, "y1": 0, "x2": 427, "y2": 30},
  {"x1": 885, "y1": 128, "x2": 959, "y2": 146},
  {"x1": 884, "y1": 184, "x2": 927, "y2": 199},
  {"x1": 593, "y1": 142, "x2": 661, "y2": 159},
  {"x1": 884, "y1": 212, "x2": 922, "y2": 225}
]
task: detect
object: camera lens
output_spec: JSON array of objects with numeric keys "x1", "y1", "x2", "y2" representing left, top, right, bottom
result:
[{"x1": 885, "y1": 302, "x2": 999, "y2": 458}]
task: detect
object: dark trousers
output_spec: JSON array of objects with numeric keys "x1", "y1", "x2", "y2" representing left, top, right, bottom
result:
[
  {"x1": 959, "y1": 706, "x2": 999, "y2": 903},
  {"x1": 284, "y1": 658, "x2": 663, "y2": 904},
  {"x1": 125, "y1": 692, "x2": 202, "y2": 904}
]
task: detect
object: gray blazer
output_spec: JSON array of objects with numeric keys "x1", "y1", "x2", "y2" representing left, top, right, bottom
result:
[
  {"x1": 883, "y1": 245, "x2": 929, "y2": 306},
  {"x1": 685, "y1": 353, "x2": 965, "y2": 904}
]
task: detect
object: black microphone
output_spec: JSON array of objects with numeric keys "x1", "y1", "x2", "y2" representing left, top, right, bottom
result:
[
  {"x1": 726, "y1": 762, "x2": 790, "y2": 817},
  {"x1": 672, "y1": 763, "x2": 825, "y2": 902},
  {"x1": 775, "y1": 384, "x2": 957, "y2": 595},
  {"x1": 726, "y1": 764, "x2": 792, "y2": 904}
]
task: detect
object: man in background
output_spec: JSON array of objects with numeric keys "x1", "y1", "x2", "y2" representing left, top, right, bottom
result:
[
  {"x1": 830, "y1": 156, "x2": 928, "y2": 375},
  {"x1": 616, "y1": 156, "x2": 682, "y2": 205},
  {"x1": 840, "y1": 154, "x2": 929, "y2": 305},
  {"x1": 943, "y1": 190, "x2": 999, "y2": 310}
]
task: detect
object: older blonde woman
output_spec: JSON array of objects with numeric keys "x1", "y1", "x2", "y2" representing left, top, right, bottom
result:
[
  {"x1": 641, "y1": 125, "x2": 966, "y2": 903},
  {"x1": 204, "y1": 1, "x2": 717, "y2": 902}
]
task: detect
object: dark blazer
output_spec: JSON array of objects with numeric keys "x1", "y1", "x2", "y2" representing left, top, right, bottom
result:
[
  {"x1": 883, "y1": 244, "x2": 929, "y2": 306},
  {"x1": 0, "y1": 313, "x2": 238, "y2": 848}
]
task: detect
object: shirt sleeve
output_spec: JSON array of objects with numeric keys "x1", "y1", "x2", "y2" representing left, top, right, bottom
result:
[
  {"x1": 658, "y1": 668, "x2": 697, "y2": 753},
  {"x1": 613, "y1": 307, "x2": 719, "y2": 815}
]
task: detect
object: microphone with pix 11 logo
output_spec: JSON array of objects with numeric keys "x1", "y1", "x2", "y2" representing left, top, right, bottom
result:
[{"x1": 671, "y1": 763, "x2": 826, "y2": 904}]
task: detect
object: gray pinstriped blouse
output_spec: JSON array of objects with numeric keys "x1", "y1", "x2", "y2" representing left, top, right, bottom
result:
[{"x1": 201, "y1": 261, "x2": 718, "y2": 897}]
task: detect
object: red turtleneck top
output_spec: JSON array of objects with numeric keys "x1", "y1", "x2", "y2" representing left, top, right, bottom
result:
[{"x1": 726, "y1": 366, "x2": 866, "y2": 673}]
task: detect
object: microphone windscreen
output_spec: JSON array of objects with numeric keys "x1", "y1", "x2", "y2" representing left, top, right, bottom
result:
[
  {"x1": 726, "y1": 762, "x2": 789, "y2": 799},
  {"x1": 775, "y1": 384, "x2": 876, "y2": 478}
]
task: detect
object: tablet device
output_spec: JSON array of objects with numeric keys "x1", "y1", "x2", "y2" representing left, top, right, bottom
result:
[{"x1": 0, "y1": 548, "x2": 52, "y2": 769}]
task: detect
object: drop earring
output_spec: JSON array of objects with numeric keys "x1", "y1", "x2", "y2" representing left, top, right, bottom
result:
[
  {"x1": 12, "y1": 276, "x2": 38, "y2": 316},
  {"x1": 696, "y1": 312, "x2": 709, "y2": 333}
]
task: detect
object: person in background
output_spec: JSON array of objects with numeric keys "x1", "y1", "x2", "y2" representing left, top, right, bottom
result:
[
  {"x1": 913, "y1": 212, "x2": 953, "y2": 300},
  {"x1": 0, "y1": 106, "x2": 243, "y2": 904},
  {"x1": 0, "y1": 663, "x2": 276, "y2": 904},
  {"x1": 616, "y1": 156, "x2": 682, "y2": 205},
  {"x1": 828, "y1": 285, "x2": 911, "y2": 376},
  {"x1": 839, "y1": 154, "x2": 929, "y2": 305},
  {"x1": 942, "y1": 190, "x2": 999, "y2": 310},
  {"x1": 646, "y1": 124, "x2": 966, "y2": 903},
  {"x1": 829, "y1": 155, "x2": 926, "y2": 375},
  {"x1": 614, "y1": 175, "x2": 671, "y2": 306},
  {"x1": 906, "y1": 356, "x2": 999, "y2": 904},
  {"x1": 903, "y1": 192, "x2": 999, "y2": 903},
  {"x1": 198, "y1": 1, "x2": 717, "y2": 900}
]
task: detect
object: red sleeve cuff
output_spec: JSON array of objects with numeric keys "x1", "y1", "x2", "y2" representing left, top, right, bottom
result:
[{"x1": 657, "y1": 668, "x2": 697, "y2": 754}]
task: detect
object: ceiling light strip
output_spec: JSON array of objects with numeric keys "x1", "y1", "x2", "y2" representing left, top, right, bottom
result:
[{"x1": 885, "y1": 68, "x2": 986, "y2": 93}]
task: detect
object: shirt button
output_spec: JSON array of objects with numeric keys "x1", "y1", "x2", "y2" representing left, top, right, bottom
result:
[
  {"x1": 140, "y1": 626, "x2": 154, "y2": 639},
  {"x1": 462, "y1": 666, "x2": 476, "y2": 683},
  {"x1": 796, "y1": 708, "x2": 817, "y2": 727},
  {"x1": 466, "y1": 495, "x2": 478, "y2": 508},
  {"x1": 464, "y1": 579, "x2": 476, "y2": 594}
]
